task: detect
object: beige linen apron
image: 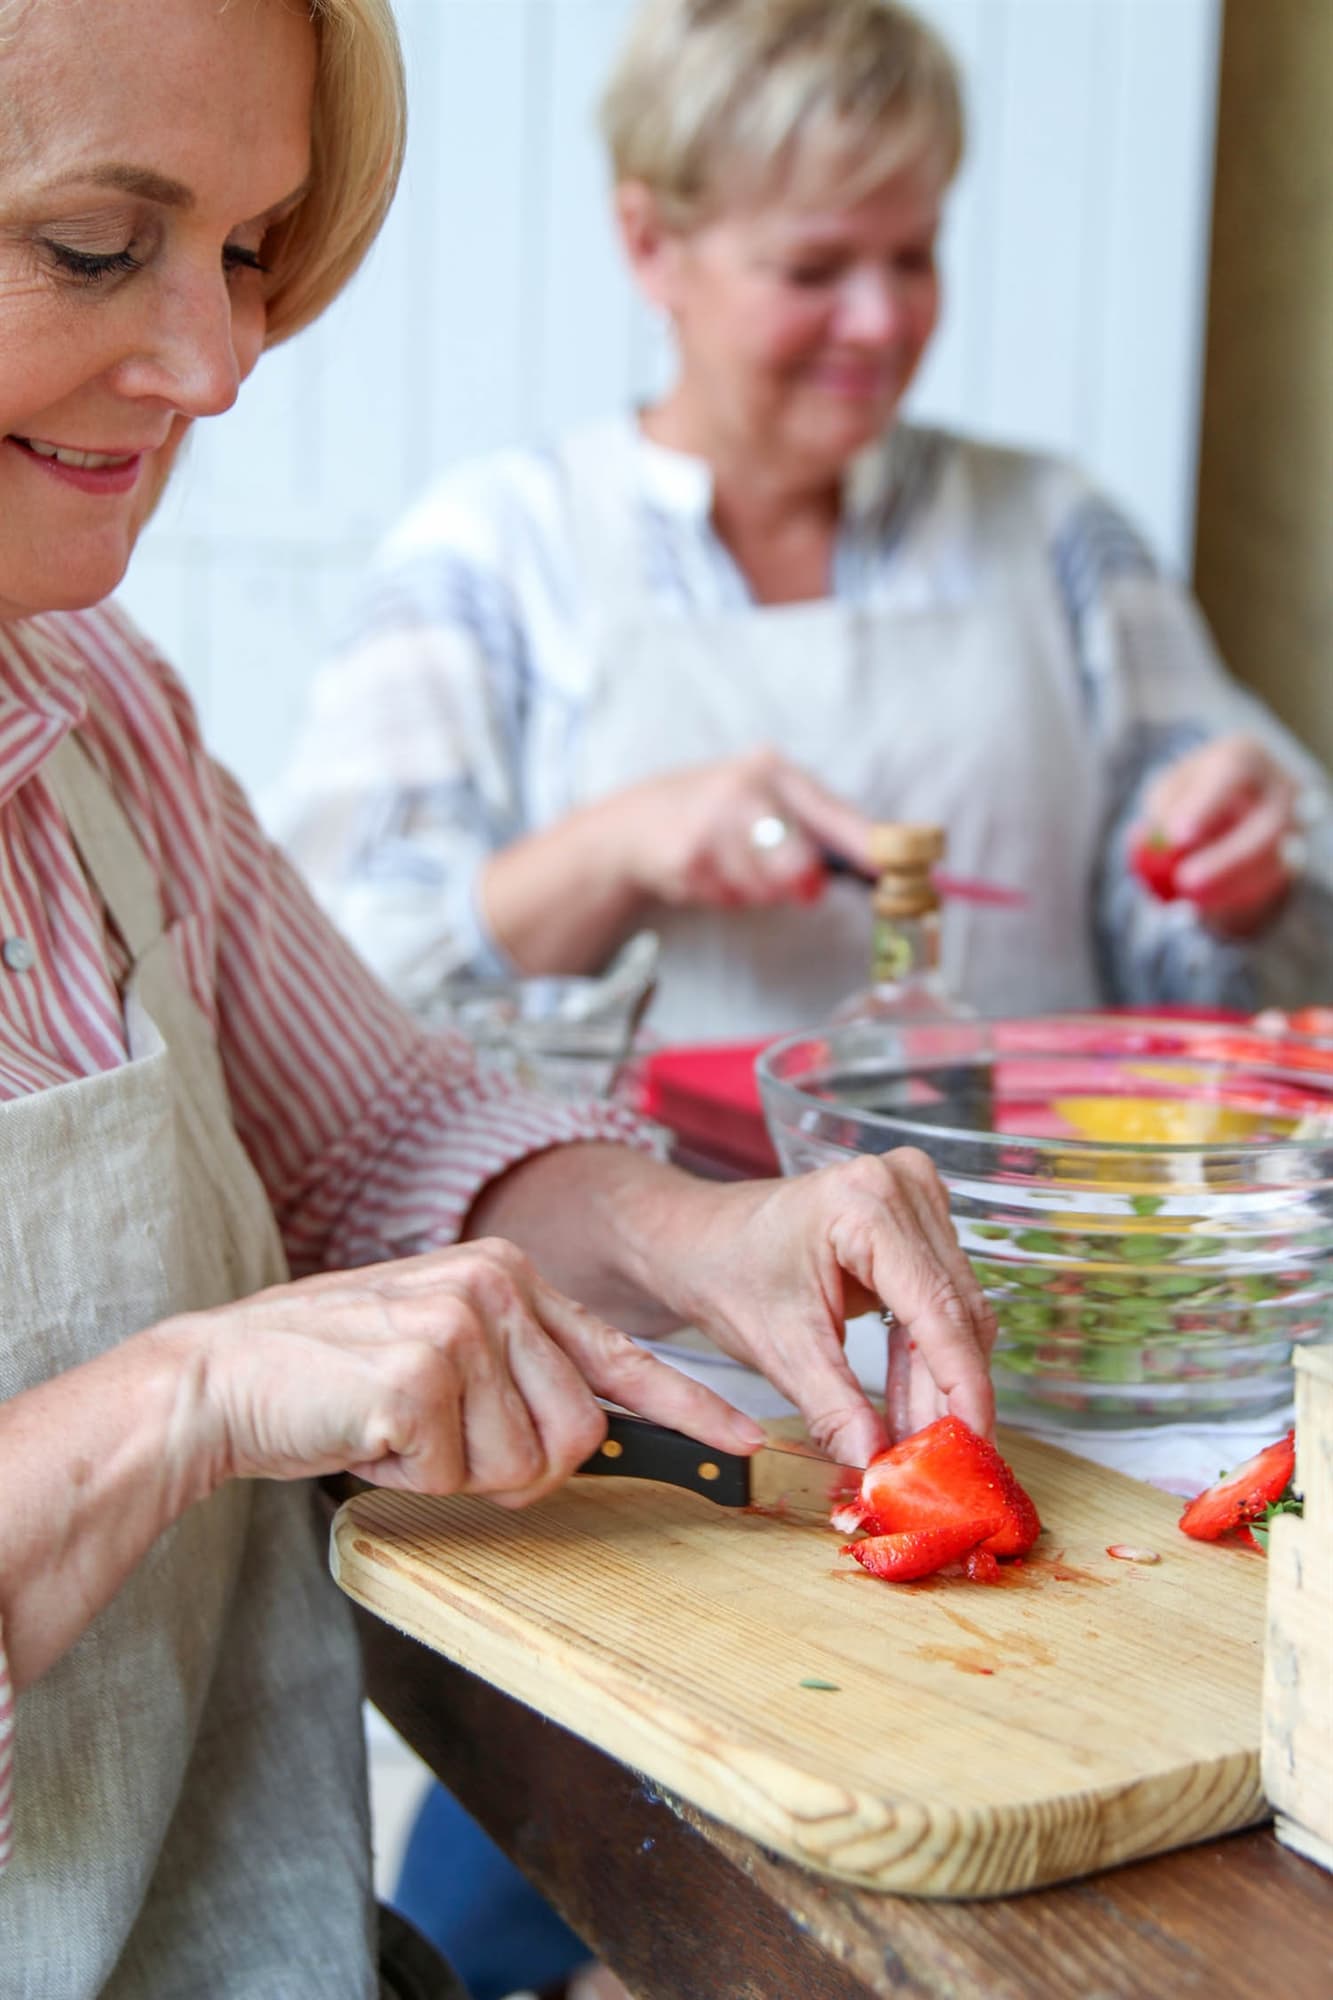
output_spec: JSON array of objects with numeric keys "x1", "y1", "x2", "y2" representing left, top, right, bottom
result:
[
  {"x1": 0, "y1": 735, "x2": 375, "y2": 1998},
  {"x1": 546, "y1": 426, "x2": 1105, "y2": 1042}
]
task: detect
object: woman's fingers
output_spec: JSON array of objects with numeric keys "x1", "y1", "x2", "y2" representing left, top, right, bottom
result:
[
  {"x1": 890, "y1": 1151, "x2": 998, "y2": 1359},
  {"x1": 770, "y1": 761, "x2": 877, "y2": 876},
  {"x1": 882, "y1": 1314, "x2": 953, "y2": 1443},
  {"x1": 669, "y1": 1157, "x2": 995, "y2": 1468},
  {"x1": 1145, "y1": 734, "x2": 1294, "y2": 849},
  {"x1": 712, "y1": 808, "x2": 817, "y2": 905},
  {"x1": 747, "y1": 1329, "x2": 887, "y2": 1473},
  {"x1": 834, "y1": 1153, "x2": 998, "y2": 1394},
  {"x1": 1137, "y1": 735, "x2": 1298, "y2": 930},
  {"x1": 653, "y1": 750, "x2": 869, "y2": 910},
  {"x1": 1173, "y1": 794, "x2": 1292, "y2": 903},
  {"x1": 839, "y1": 1185, "x2": 996, "y2": 1441},
  {"x1": 533, "y1": 1278, "x2": 765, "y2": 1454}
]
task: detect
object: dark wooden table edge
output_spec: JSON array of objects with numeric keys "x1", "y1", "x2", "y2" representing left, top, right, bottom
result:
[{"x1": 353, "y1": 1604, "x2": 1333, "y2": 2000}]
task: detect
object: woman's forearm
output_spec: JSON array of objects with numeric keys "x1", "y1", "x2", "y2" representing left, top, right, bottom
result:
[
  {"x1": 465, "y1": 1142, "x2": 712, "y2": 1331},
  {"x1": 0, "y1": 1324, "x2": 217, "y2": 1692},
  {"x1": 478, "y1": 800, "x2": 648, "y2": 975}
]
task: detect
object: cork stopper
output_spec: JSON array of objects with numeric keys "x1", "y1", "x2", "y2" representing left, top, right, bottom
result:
[
  {"x1": 868, "y1": 823, "x2": 947, "y2": 869},
  {"x1": 868, "y1": 821, "x2": 945, "y2": 919}
]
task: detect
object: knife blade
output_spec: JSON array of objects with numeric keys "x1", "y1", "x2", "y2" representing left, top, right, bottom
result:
[{"x1": 576, "y1": 1411, "x2": 863, "y2": 1523}]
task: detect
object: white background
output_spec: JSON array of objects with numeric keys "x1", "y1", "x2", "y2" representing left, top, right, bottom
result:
[{"x1": 116, "y1": 0, "x2": 1223, "y2": 805}]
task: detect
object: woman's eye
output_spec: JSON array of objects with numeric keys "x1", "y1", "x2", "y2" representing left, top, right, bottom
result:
[
  {"x1": 224, "y1": 244, "x2": 269, "y2": 278},
  {"x1": 786, "y1": 264, "x2": 840, "y2": 289},
  {"x1": 40, "y1": 240, "x2": 142, "y2": 286}
]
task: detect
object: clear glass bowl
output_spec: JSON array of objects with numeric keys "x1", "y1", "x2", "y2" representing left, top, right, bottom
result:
[{"x1": 756, "y1": 1015, "x2": 1333, "y2": 1428}]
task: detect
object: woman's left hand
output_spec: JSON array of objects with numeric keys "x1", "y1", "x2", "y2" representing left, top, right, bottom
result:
[
  {"x1": 1135, "y1": 734, "x2": 1300, "y2": 933},
  {"x1": 649, "y1": 1154, "x2": 998, "y2": 1468}
]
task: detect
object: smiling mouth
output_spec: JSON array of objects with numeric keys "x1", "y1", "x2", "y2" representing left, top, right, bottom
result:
[{"x1": 10, "y1": 436, "x2": 143, "y2": 470}]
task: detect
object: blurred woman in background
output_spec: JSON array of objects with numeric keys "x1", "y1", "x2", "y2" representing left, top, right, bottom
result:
[{"x1": 280, "y1": 0, "x2": 1332, "y2": 1050}]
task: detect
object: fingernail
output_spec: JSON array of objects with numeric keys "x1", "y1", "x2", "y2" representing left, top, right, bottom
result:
[{"x1": 730, "y1": 1415, "x2": 767, "y2": 1450}]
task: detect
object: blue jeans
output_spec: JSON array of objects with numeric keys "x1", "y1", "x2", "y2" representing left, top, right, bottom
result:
[{"x1": 393, "y1": 1782, "x2": 587, "y2": 2000}]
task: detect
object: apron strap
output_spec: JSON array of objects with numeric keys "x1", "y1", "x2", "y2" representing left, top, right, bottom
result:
[
  {"x1": 44, "y1": 732, "x2": 166, "y2": 963},
  {"x1": 43, "y1": 722, "x2": 292, "y2": 1298}
]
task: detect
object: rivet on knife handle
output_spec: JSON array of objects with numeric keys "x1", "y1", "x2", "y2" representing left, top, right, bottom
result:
[{"x1": 577, "y1": 1411, "x2": 751, "y2": 1507}]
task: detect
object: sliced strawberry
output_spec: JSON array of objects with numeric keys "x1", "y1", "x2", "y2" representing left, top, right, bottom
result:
[
  {"x1": 856, "y1": 1416, "x2": 1041, "y2": 1558},
  {"x1": 964, "y1": 1547, "x2": 1002, "y2": 1585},
  {"x1": 1178, "y1": 1430, "x2": 1296, "y2": 1541},
  {"x1": 842, "y1": 1519, "x2": 993, "y2": 1583}
]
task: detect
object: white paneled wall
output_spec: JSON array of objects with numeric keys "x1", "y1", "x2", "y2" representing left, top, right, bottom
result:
[{"x1": 116, "y1": 0, "x2": 1222, "y2": 804}]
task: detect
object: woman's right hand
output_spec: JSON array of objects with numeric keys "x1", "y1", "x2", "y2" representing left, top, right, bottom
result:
[
  {"x1": 2, "y1": 1239, "x2": 762, "y2": 1693},
  {"x1": 171, "y1": 1237, "x2": 762, "y2": 1506},
  {"x1": 481, "y1": 747, "x2": 876, "y2": 976},
  {"x1": 608, "y1": 747, "x2": 875, "y2": 910}
]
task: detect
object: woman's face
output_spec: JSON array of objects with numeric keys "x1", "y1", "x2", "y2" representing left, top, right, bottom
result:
[
  {"x1": 637, "y1": 155, "x2": 946, "y2": 481},
  {"x1": 0, "y1": 0, "x2": 316, "y2": 623}
]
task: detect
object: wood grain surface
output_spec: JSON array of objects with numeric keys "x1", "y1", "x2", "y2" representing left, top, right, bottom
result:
[
  {"x1": 355, "y1": 1618, "x2": 1333, "y2": 2000},
  {"x1": 333, "y1": 1428, "x2": 1270, "y2": 1897}
]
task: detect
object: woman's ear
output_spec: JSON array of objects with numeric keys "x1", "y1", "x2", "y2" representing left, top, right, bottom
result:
[{"x1": 614, "y1": 181, "x2": 682, "y2": 311}]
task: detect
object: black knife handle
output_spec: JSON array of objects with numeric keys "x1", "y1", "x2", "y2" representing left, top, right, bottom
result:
[
  {"x1": 819, "y1": 846, "x2": 876, "y2": 884},
  {"x1": 577, "y1": 1411, "x2": 751, "y2": 1508}
]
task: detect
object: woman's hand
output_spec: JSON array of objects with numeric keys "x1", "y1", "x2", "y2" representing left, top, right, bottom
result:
[
  {"x1": 175, "y1": 1238, "x2": 762, "y2": 1507},
  {"x1": 1135, "y1": 735, "x2": 1300, "y2": 934},
  {"x1": 605, "y1": 1152, "x2": 997, "y2": 1471},
  {"x1": 481, "y1": 747, "x2": 875, "y2": 975},
  {"x1": 610, "y1": 747, "x2": 875, "y2": 911}
]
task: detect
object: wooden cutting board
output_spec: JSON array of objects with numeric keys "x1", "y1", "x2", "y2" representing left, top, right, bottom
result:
[{"x1": 331, "y1": 1427, "x2": 1269, "y2": 1898}]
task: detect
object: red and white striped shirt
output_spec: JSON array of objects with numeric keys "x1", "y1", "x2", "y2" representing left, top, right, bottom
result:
[{"x1": 0, "y1": 600, "x2": 651, "y2": 1870}]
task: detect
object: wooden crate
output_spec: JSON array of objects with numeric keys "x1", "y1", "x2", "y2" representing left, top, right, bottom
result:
[{"x1": 1262, "y1": 1344, "x2": 1333, "y2": 1872}]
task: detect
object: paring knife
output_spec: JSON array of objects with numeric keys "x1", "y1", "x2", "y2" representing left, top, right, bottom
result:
[
  {"x1": 577, "y1": 1411, "x2": 863, "y2": 1523},
  {"x1": 820, "y1": 847, "x2": 1028, "y2": 910}
]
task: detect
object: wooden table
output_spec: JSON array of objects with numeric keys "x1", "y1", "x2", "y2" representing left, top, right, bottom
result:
[{"x1": 357, "y1": 1607, "x2": 1333, "y2": 2000}]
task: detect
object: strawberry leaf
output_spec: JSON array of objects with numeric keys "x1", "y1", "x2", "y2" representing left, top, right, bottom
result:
[{"x1": 1248, "y1": 1482, "x2": 1303, "y2": 1553}]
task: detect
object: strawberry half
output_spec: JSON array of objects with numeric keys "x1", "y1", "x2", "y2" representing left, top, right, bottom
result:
[
  {"x1": 843, "y1": 1519, "x2": 994, "y2": 1583},
  {"x1": 854, "y1": 1416, "x2": 1041, "y2": 1558},
  {"x1": 1178, "y1": 1429, "x2": 1296, "y2": 1541}
]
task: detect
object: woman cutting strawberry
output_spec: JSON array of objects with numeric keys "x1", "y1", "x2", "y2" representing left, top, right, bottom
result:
[{"x1": 0, "y1": 2, "x2": 1000, "y2": 1992}]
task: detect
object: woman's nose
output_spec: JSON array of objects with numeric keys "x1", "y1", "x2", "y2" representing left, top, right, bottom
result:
[
  {"x1": 837, "y1": 267, "x2": 907, "y2": 347},
  {"x1": 114, "y1": 267, "x2": 245, "y2": 419}
]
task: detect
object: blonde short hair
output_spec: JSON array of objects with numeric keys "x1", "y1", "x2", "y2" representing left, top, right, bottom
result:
[
  {"x1": 600, "y1": 0, "x2": 963, "y2": 225},
  {"x1": 262, "y1": 0, "x2": 406, "y2": 344},
  {"x1": 0, "y1": 3, "x2": 404, "y2": 342}
]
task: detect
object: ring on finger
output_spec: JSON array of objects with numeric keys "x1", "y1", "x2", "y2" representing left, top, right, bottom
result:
[{"x1": 749, "y1": 811, "x2": 792, "y2": 854}]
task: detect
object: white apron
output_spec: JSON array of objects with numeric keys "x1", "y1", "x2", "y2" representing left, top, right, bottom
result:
[
  {"x1": 544, "y1": 426, "x2": 1105, "y2": 1042},
  {"x1": 0, "y1": 735, "x2": 375, "y2": 1998}
]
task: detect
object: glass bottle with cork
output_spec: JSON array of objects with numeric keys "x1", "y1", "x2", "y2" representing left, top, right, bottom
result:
[
  {"x1": 833, "y1": 821, "x2": 976, "y2": 1027},
  {"x1": 830, "y1": 821, "x2": 991, "y2": 1132}
]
